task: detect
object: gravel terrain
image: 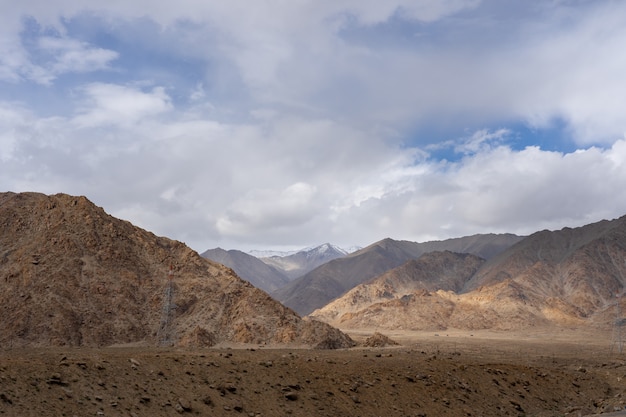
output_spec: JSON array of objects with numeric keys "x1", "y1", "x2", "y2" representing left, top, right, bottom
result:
[{"x1": 1, "y1": 330, "x2": 625, "y2": 417}]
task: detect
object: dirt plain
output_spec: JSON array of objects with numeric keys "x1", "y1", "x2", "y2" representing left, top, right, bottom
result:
[{"x1": 1, "y1": 327, "x2": 626, "y2": 417}]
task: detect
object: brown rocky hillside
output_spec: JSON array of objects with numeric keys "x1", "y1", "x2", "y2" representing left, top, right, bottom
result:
[
  {"x1": 313, "y1": 282, "x2": 564, "y2": 331},
  {"x1": 311, "y1": 216, "x2": 626, "y2": 332},
  {"x1": 311, "y1": 251, "x2": 485, "y2": 328},
  {"x1": 311, "y1": 251, "x2": 485, "y2": 329},
  {"x1": 0, "y1": 192, "x2": 353, "y2": 349},
  {"x1": 464, "y1": 216, "x2": 626, "y2": 318}
]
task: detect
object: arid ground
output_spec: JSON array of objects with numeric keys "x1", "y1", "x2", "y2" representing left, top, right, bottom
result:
[{"x1": 1, "y1": 327, "x2": 626, "y2": 417}]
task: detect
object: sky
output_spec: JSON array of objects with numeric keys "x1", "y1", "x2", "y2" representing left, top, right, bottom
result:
[{"x1": 2, "y1": 0, "x2": 626, "y2": 252}]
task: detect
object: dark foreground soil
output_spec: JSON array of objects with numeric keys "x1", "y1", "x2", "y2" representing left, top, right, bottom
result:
[{"x1": 1, "y1": 332, "x2": 626, "y2": 417}]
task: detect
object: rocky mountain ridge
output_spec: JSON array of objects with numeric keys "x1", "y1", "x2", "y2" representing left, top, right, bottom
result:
[{"x1": 0, "y1": 192, "x2": 354, "y2": 348}]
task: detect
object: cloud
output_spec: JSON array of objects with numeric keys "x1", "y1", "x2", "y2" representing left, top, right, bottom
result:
[
  {"x1": 72, "y1": 83, "x2": 172, "y2": 128},
  {"x1": 503, "y1": 1, "x2": 626, "y2": 145},
  {"x1": 38, "y1": 36, "x2": 118, "y2": 76},
  {"x1": 1, "y1": 1, "x2": 626, "y2": 252},
  {"x1": 0, "y1": 103, "x2": 28, "y2": 161},
  {"x1": 327, "y1": 137, "x2": 626, "y2": 245},
  {"x1": 0, "y1": 15, "x2": 118, "y2": 85},
  {"x1": 216, "y1": 182, "x2": 319, "y2": 236},
  {"x1": 0, "y1": 38, "x2": 26, "y2": 83},
  {"x1": 2, "y1": 77, "x2": 626, "y2": 250},
  {"x1": 5, "y1": 1, "x2": 626, "y2": 144}
]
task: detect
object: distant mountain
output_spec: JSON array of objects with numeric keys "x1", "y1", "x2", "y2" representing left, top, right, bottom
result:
[
  {"x1": 272, "y1": 234, "x2": 523, "y2": 315},
  {"x1": 248, "y1": 249, "x2": 299, "y2": 258},
  {"x1": 200, "y1": 248, "x2": 289, "y2": 293},
  {"x1": 249, "y1": 245, "x2": 359, "y2": 259},
  {"x1": 311, "y1": 215, "x2": 626, "y2": 332},
  {"x1": 259, "y1": 243, "x2": 348, "y2": 280},
  {"x1": 0, "y1": 192, "x2": 354, "y2": 349}
]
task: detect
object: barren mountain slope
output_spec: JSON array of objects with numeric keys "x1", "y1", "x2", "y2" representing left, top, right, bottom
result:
[
  {"x1": 311, "y1": 251, "x2": 485, "y2": 326},
  {"x1": 464, "y1": 215, "x2": 626, "y2": 318},
  {"x1": 201, "y1": 247, "x2": 289, "y2": 293},
  {"x1": 318, "y1": 275, "x2": 604, "y2": 331},
  {"x1": 273, "y1": 234, "x2": 522, "y2": 315},
  {"x1": 313, "y1": 216, "x2": 626, "y2": 332},
  {"x1": 0, "y1": 192, "x2": 353, "y2": 349},
  {"x1": 321, "y1": 282, "x2": 557, "y2": 331}
]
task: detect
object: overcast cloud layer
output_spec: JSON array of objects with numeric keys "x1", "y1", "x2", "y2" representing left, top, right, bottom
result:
[{"x1": 1, "y1": 0, "x2": 626, "y2": 252}]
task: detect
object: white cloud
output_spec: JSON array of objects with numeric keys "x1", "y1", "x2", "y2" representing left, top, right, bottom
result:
[
  {"x1": 0, "y1": 103, "x2": 28, "y2": 161},
  {"x1": 216, "y1": 182, "x2": 319, "y2": 237},
  {"x1": 2, "y1": 79, "x2": 626, "y2": 251},
  {"x1": 505, "y1": 1, "x2": 626, "y2": 144},
  {"x1": 2, "y1": 1, "x2": 626, "y2": 252},
  {"x1": 4, "y1": 1, "x2": 625, "y2": 145},
  {"x1": 0, "y1": 37, "x2": 27, "y2": 83},
  {"x1": 0, "y1": 15, "x2": 117, "y2": 85},
  {"x1": 329, "y1": 138, "x2": 626, "y2": 245},
  {"x1": 39, "y1": 36, "x2": 118, "y2": 75},
  {"x1": 72, "y1": 83, "x2": 172, "y2": 128}
]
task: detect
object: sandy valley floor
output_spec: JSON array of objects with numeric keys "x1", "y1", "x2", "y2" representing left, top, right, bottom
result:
[{"x1": 1, "y1": 328, "x2": 625, "y2": 417}]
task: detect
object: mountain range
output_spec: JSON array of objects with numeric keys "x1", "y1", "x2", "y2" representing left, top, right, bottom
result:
[
  {"x1": 271, "y1": 234, "x2": 524, "y2": 315},
  {"x1": 311, "y1": 216, "x2": 626, "y2": 331},
  {"x1": 207, "y1": 216, "x2": 626, "y2": 333},
  {"x1": 4, "y1": 190, "x2": 626, "y2": 343}
]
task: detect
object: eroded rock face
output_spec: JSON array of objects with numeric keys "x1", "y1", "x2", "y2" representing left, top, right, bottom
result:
[{"x1": 0, "y1": 192, "x2": 354, "y2": 349}]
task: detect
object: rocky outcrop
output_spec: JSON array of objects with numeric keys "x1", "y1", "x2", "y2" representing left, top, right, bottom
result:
[{"x1": 363, "y1": 332, "x2": 399, "y2": 347}]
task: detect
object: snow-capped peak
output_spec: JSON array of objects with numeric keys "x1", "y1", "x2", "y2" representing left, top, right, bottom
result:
[
  {"x1": 249, "y1": 243, "x2": 354, "y2": 259},
  {"x1": 248, "y1": 249, "x2": 299, "y2": 258}
]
